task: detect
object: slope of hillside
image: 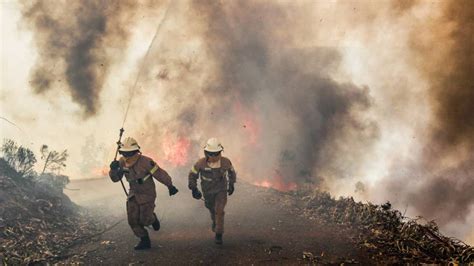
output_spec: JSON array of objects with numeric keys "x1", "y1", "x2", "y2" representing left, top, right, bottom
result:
[{"x1": 0, "y1": 159, "x2": 102, "y2": 264}]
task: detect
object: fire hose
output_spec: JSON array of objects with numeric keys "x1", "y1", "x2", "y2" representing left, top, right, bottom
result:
[
  {"x1": 113, "y1": 128, "x2": 128, "y2": 196},
  {"x1": 112, "y1": 1, "x2": 173, "y2": 197}
]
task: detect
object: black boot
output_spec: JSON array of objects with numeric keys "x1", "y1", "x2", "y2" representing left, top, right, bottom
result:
[
  {"x1": 134, "y1": 236, "x2": 151, "y2": 250},
  {"x1": 215, "y1": 233, "x2": 223, "y2": 245},
  {"x1": 211, "y1": 221, "x2": 216, "y2": 232},
  {"x1": 152, "y1": 213, "x2": 160, "y2": 231}
]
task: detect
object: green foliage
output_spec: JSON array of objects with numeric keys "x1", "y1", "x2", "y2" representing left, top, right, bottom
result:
[
  {"x1": 1, "y1": 139, "x2": 71, "y2": 192},
  {"x1": 37, "y1": 145, "x2": 70, "y2": 191},
  {"x1": 1, "y1": 139, "x2": 37, "y2": 178},
  {"x1": 0, "y1": 157, "x2": 22, "y2": 179},
  {"x1": 40, "y1": 145, "x2": 68, "y2": 175}
]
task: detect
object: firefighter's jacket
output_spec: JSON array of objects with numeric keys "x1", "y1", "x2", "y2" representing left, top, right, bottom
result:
[
  {"x1": 188, "y1": 157, "x2": 236, "y2": 195},
  {"x1": 109, "y1": 155, "x2": 173, "y2": 204}
]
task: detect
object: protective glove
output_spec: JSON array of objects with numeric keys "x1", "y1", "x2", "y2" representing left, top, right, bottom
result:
[
  {"x1": 110, "y1": 160, "x2": 120, "y2": 170},
  {"x1": 192, "y1": 188, "x2": 202, "y2": 200},
  {"x1": 228, "y1": 182, "x2": 235, "y2": 196},
  {"x1": 168, "y1": 185, "x2": 179, "y2": 196}
]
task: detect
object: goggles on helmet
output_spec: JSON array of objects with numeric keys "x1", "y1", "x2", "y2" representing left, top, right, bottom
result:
[
  {"x1": 119, "y1": 150, "x2": 139, "y2": 158},
  {"x1": 205, "y1": 151, "x2": 221, "y2": 157}
]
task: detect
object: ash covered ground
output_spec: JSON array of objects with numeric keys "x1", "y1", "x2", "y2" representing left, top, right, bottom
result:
[
  {"x1": 1, "y1": 161, "x2": 473, "y2": 264},
  {"x1": 63, "y1": 178, "x2": 474, "y2": 264}
]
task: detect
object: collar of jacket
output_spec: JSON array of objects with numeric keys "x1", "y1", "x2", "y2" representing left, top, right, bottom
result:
[{"x1": 207, "y1": 158, "x2": 221, "y2": 168}]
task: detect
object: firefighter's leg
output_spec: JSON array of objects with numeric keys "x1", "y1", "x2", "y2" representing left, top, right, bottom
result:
[
  {"x1": 127, "y1": 197, "x2": 149, "y2": 238},
  {"x1": 139, "y1": 201, "x2": 156, "y2": 227},
  {"x1": 214, "y1": 191, "x2": 228, "y2": 234},
  {"x1": 204, "y1": 193, "x2": 216, "y2": 231}
]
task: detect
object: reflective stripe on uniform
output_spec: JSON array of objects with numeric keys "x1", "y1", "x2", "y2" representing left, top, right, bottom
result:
[
  {"x1": 142, "y1": 174, "x2": 151, "y2": 182},
  {"x1": 201, "y1": 175, "x2": 212, "y2": 182},
  {"x1": 127, "y1": 165, "x2": 158, "y2": 184},
  {"x1": 142, "y1": 164, "x2": 159, "y2": 182},
  {"x1": 191, "y1": 166, "x2": 198, "y2": 174},
  {"x1": 150, "y1": 165, "x2": 159, "y2": 174},
  {"x1": 127, "y1": 174, "x2": 151, "y2": 183}
]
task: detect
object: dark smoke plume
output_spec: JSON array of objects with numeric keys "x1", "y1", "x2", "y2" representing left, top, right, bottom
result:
[
  {"x1": 20, "y1": 0, "x2": 145, "y2": 117},
  {"x1": 137, "y1": 1, "x2": 378, "y2": 187},
  {"x1": 387, "y1": 0, "x2": 474, "y2": 225},
  {"x1": 417, "y1": 0, "x2": 474, "y2": 224},
  {"x1": 408, "y1": 158, "x2": 474, "y2": 224},
  {"x1": 427, "y1": 0, "x2": 474, "y2": 152},
  {"x1": 196, "y1": 1, "x2": 378, "y2": 185}
]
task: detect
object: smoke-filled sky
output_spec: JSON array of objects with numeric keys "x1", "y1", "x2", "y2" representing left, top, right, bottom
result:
[{"x1": 1, "y1": 1, "x2": 472, "y2": 243}]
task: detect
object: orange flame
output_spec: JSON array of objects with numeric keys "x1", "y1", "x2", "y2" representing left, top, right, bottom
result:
[
  {"x1": 253, "y1": 173, "x2": 297, "y2": 192},
  {"x1": 161, "y1": 135, "x2": 191, "y2": 166},
  {"x1": 253, "y1": 180, "x2": 273, "y2": 188},
  {"x1": 91, "y1": 166, "x2": 109, "y2": 177}
]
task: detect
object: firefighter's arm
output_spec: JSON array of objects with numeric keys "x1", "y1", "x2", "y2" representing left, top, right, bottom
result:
[
  {"x1": 109, "y1": 159, "x2": 124, "y2": 182},
  {"x1": 188, "y1": 164, "x2": 199, "y2": 190},
  {"x1": 227, "y1": 161, "x2": 236, "y2": 196},
  {"x1": 228, "y1": 163, "x2": 237, "y2": 184},
  {"x1": 151, "y1": 163, "x2": 178, "y2": 196},
  {"x1": 188, "y1": 163, "x2": 202, "y2": 199},
  {"x1": 150, "y1": 162, "x2": 173, "y2": 187}
]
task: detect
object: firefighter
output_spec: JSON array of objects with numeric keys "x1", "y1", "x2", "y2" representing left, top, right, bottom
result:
[
  {"x1": 109, "y1": 137, "x2": 179, "y2": 250},
  {"x1": 188, "y1": 137, "x2": 236, "y2": 244}
]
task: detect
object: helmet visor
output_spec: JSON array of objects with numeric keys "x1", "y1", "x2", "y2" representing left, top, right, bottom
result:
[
  {"x1": 205, "y1": 151, "x2": 221, "y2": 157},
  {"x1": 119, "y1": 150, "x2": 138, "y2": 158}
]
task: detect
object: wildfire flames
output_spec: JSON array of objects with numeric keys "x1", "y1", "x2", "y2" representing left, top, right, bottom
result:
[
  {"x1": 253, "y1": 174, "x2": 297, "y2": 192},
  {"x1": 161, "y1": 135, "x2": 191, "y2": 166},
  {"x1": 5, "y1": 0, "x2": 472, "y2": 245},
  {"x1": 91, "y1": 166, "x2": 109, "y2": 177}
]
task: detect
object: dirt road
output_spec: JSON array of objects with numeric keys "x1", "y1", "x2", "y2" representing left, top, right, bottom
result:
[{"x1": 63, "y1": 178, "x2": 373, "y2": 265}]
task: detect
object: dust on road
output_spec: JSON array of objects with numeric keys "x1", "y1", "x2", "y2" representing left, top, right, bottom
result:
[{"x1": 63, "y1": 178, "x2": 371, "y2": 265}]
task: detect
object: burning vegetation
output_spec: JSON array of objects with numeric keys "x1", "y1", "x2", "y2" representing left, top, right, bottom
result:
[
  {"x1": 0, "y1": 138, "x2": 473, "y2": 264},
  {"x1": 1, "y1": 0, "x2": 473, "y2": 263},
  {"x1": 14, "y1": 0, "x2": 474, "y2": 229}
]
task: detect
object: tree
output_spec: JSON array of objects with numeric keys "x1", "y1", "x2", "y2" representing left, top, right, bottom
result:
[
  {"x1": 1, "y1": 139, "x2": 37, "y2": 177},
  {"x1": 40, "y1": 145, "x2": 68, "y2": 175}
]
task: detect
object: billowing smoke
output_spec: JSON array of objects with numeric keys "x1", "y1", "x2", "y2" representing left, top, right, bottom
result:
[
  {"x1": 130, "y1": 1, "x2": 378, "y2": 190},
  {"x1": 130, "y1": 0, "x2": 473, "y2": 236},
  {"x1": 387, "y1": 0, "x2": 474, "y2": 226},
  {"x1": 426, "y1": 0, "x2": 474, "y2": 151},
  {"x1": 9, "y1": 0, "x2": 473, "y2": 242},
  {"x1": 20, "y1": 0, "x2": 160, "y2": 117}
]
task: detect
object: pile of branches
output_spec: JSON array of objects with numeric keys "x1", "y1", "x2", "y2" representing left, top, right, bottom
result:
[
  {"x1": 0, "y1": 169, "x2": 102, "y2": 264},
  {"x1": 296, "y1": 190, "x2": 473, "y2": 263}
]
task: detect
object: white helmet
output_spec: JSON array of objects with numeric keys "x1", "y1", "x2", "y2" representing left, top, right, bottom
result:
[
  {"x1": 119, "y1": 137, "x2": 140, "y2": 152},
  {"x1": 204, "y1": 137, "x2": 223, "y2": 152}
]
